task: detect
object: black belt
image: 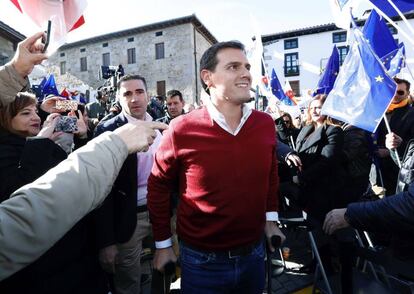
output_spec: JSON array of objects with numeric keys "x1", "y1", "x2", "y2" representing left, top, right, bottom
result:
[
  {"x1": 136, "y1": 204, "x2": 147, "y2": 213},
  {"x1": 183, "y1": 239, "x2": 262, "y2": 259}
]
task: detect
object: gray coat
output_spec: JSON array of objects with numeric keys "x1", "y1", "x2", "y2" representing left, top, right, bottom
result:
[
  {"x1": 0, "y1": 132, "x2": 128, "y2": 280},
  {"x1": 0, "y1": 63, "x2": 30, "y2": 107}
]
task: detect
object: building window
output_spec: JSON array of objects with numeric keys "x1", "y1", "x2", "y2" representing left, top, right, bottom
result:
[
  {"x1": 338, "y1": 46, "x2": 349, "y2": 65},
  {"x1": 333, "y1": 32, "x2": 347, "y2": 43},
  {"x1": 290, "y1": 80, "x2": 300, "y2": 97},
  {"x1": 60, "y1": 61, "x2": 66, "y2": 75},
  {"x1": 80, "y1": 57, "x2": 87, "y2": 72},
  {"x1": 155, "y1": 31, "x2": 163, "y2": 36},
  {"x1": 102, "y1": 53, "x2": 110, "y2": 66},
  {"x1": 103, "y1": 42, "x2": 108, "y2": 47},
  {"x1": 127, "y1": 37, "x2": 134, "y2": 42},
  {"x1": 60, "y1": 52, "x2": 65, "y2": 57},
  {"x1": 284, "y1": 38, "x2": 298, "y2": 50},
  {"x1": 157, "y1": 80, "x2": 166, "y2": 96},
  {"x1": 80, "y1": 48, "x2": 86, "y2": 53},
  {"x1": 284, "y1": 53, "x2": 299, "y2": 76},
  {"x1": 155, "y1": 43, "x2": 165, "y2": 59},
  {"x1": 127, "y1": 48, "x2": 136, "y2": 64}
]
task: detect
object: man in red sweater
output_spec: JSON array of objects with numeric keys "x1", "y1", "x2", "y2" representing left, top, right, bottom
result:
[{"x1": 147, "y1": 41, "x2": 285, "y2": 293}]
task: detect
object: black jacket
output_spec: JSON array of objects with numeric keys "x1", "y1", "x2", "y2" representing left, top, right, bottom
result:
[
  {"x1": 0, "y1": 129, "x2": 107, "y2": 293},
  {"x1": 295, "y1": 124, "x2": 346, "y2": 221},
  {"x1": 93, "y1": 112, "x2": 138, "y2": 248},
  {"x1": 377, "y1": 105, "x2": 414, "y2": 195},
  {"x1": 0, "y1": 129, "x2": 66, "y2": 200}
]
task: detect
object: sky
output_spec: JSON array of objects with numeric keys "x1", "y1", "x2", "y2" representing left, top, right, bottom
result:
[{"x1": 0, "y1": 0, "x2": 372, "y2": 46}]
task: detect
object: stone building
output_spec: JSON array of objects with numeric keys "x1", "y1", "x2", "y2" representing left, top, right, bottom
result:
[
  {"x1": 0, "y1": 20, "x2": 25, "y2": 66},
  {"x1": 49, "y1": 14, "x2": 217, "y2": 104}
]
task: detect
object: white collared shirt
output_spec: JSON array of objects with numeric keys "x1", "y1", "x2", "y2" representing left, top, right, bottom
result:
[
  {"x1": 123, "y1": 111, "x2": 162, "y2": 206},
  {"x1": 203, "y1": 96, "x2": 252, "y2": 136}
]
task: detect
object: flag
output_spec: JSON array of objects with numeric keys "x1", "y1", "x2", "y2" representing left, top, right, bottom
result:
[
  {"x1": 284, "y1": 81, "x2": 298, "y2": 105},
  {"x1": 10, "y1": 0, "x2": 87, "y2": 52},
  {"x1": 246, "y1": 31, "x2": 266, "y2": 94},
  {"x1": 362, "y1": 9, "x2": 397, "y2": 59},
  {"x1": 314, "y1": 46, "x2": 340, "y2": 95},
  {"x1": 368, "y1": 0, "x2": 414, "y2": 17},
  {"x1": 381, "y1": 42, "x2": 406, "y2": 77},
  {"x1": 270, "y1": 69, "x2": 294, "y2": 106},
  {"x1": 42, "y1": 74, "x2": 60, "y2": 97},
  {"x1": 60, "y1": 88, "x2": 71, "y2": 99},
  {"x1": 321, "y1": 28, "x2": 396, "y2": 133},
  {"x1": 329, "y1": 0, "x2": 360, "y2": 29}
]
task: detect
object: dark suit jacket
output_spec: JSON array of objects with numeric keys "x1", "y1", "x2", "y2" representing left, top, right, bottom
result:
[
  {"x1": 295, "y1": 124, "x2": 346, "y2": 221},
  {"x1": 94, "y1": 113, "x2": 138, "y2": 248}
]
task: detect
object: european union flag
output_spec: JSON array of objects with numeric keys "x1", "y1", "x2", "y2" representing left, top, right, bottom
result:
[
  {"x1": 381, "y1": 42, "x2": 406, "y2": 77},
  {"x1": 321, "y1": 28, "x2": 397, "y2": 133},
  {"x1": 362, "y1": 9, "x2": 397, "y2": 59},
  {"x1": 314, "y1": 46, "x2": 340, "y2": 96},
  {"x1": 42, "y1": 74, "x2": 59, "y2": 97},
  {"x1": 270, "y1": 68, "x2": 293, "y2": 106},
  {"x1": 369, "y1": 0, "x2": 414, "y2": 17}
]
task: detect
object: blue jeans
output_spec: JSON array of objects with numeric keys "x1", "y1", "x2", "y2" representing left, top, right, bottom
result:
[{"x1": 180, "y1": 241, "x2": 265, "y2": 294}]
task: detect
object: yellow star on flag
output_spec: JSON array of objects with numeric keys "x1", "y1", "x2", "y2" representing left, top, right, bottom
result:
[{"x1": 375, "y1": 75, "x2": 384, "y2": 83}]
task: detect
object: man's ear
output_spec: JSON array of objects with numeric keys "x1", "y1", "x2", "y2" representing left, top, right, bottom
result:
[{"x1": 201, "y1": 69, "x2": 212, "y2": 88}]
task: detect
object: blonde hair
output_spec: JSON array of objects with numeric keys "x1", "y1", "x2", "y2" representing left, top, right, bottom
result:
[{"x1": 305, "y1": 94, "x2": 337, "y2": 127}]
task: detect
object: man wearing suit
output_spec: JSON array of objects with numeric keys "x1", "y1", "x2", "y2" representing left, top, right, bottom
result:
[{"x1": 94, "y1": 74, "x2": 162, "y2": 294}]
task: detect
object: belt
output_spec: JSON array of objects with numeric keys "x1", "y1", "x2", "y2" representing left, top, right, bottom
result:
[
  {"x1": 183, "y1": 239, "x2": 262, "y2": 259},
  {"x1": 136, "y1": 204, "x2": 147, "y2": 213}
]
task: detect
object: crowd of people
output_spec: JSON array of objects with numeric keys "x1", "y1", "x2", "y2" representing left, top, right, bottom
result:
[{"x1": 0, "y1": 31, "x2": 414, "y2": 294}]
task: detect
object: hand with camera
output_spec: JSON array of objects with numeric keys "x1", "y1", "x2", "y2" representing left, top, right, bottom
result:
[
  {"x1": 11, "y1": 31, "x2": 48, "y2": 78},
  {"x1": 69, "y1": 110, "x2": 88, "y2": 139},
  {"x1": 40, "y1": 96, "x2": 67, "y2": 114},
  {"x1": 37, "y1": 113, "x2": 63, "y2": 141}
]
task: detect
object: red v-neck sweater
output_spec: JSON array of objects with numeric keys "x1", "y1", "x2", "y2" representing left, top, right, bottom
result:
[{"x1": 148, "y1": 107, "x2": 279, "y2": 251}]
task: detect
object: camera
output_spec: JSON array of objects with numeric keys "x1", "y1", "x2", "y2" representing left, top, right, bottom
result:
[{"x1": 55, "y1": 116, "x2": 78, "y2": 133}]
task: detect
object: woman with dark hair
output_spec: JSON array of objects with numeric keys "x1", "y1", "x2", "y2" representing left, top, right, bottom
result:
[
  {"x1": 0, "y1": 92, "x2": 108, "y2": 294},
  {"x1": 0, "y1": 92, "x2": 66, "y2": 200}
]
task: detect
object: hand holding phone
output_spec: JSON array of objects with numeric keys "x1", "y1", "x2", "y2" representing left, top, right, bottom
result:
[
  {"x1": 42, "y1": 20, "x2": 51, "y2": 53},
  {"x1": 55, "y1": 116, "x2": 78, "y2": 133}
]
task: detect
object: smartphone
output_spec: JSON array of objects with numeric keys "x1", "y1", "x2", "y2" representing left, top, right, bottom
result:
[
  {"x1": 55, "y1": 116, "x2": 78, "y2": 133},
  {"x1": 42, "y1": 20, "x2": 52, "y2": 53}
]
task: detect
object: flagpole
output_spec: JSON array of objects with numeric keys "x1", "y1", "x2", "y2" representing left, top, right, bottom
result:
[
  {"x1": 386, "y1": 0, "x2": 414, "y2": 37},
  {"x1": 383, "y1": 114, "x2": 402, "y2": 168},
  {"x1": 366, "y1": 0, "x2": 414, "y2": 47}
]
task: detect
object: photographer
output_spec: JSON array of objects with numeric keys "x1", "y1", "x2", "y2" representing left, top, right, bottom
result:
[{"x1": 86, "y1": 90, "x2": 109, "y2": 127}]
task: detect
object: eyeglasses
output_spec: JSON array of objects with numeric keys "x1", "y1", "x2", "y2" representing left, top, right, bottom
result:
[
  {"x1": 397, "y1": 90, "x2": 406, "y2": 96},
  {"x1": 283, "y1": 120, "x2": 291, "y2": 124}
]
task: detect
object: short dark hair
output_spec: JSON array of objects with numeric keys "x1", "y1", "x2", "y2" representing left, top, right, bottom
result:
[
  {"x1": 199, "y1": 41, "x2": 245, "y2": 94},
  {"x1": 0, "y1": 92, "x2": 37, "y2": 134},
  {"x1": 394, "y1": 77, "x2": 411, "y2": 92},
  {"x1": 166, "y1": 89, "x2": 183, "y2": 102},
  {"x1": 117, "y1": 74, "x2": 147, "y2": 91}
]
